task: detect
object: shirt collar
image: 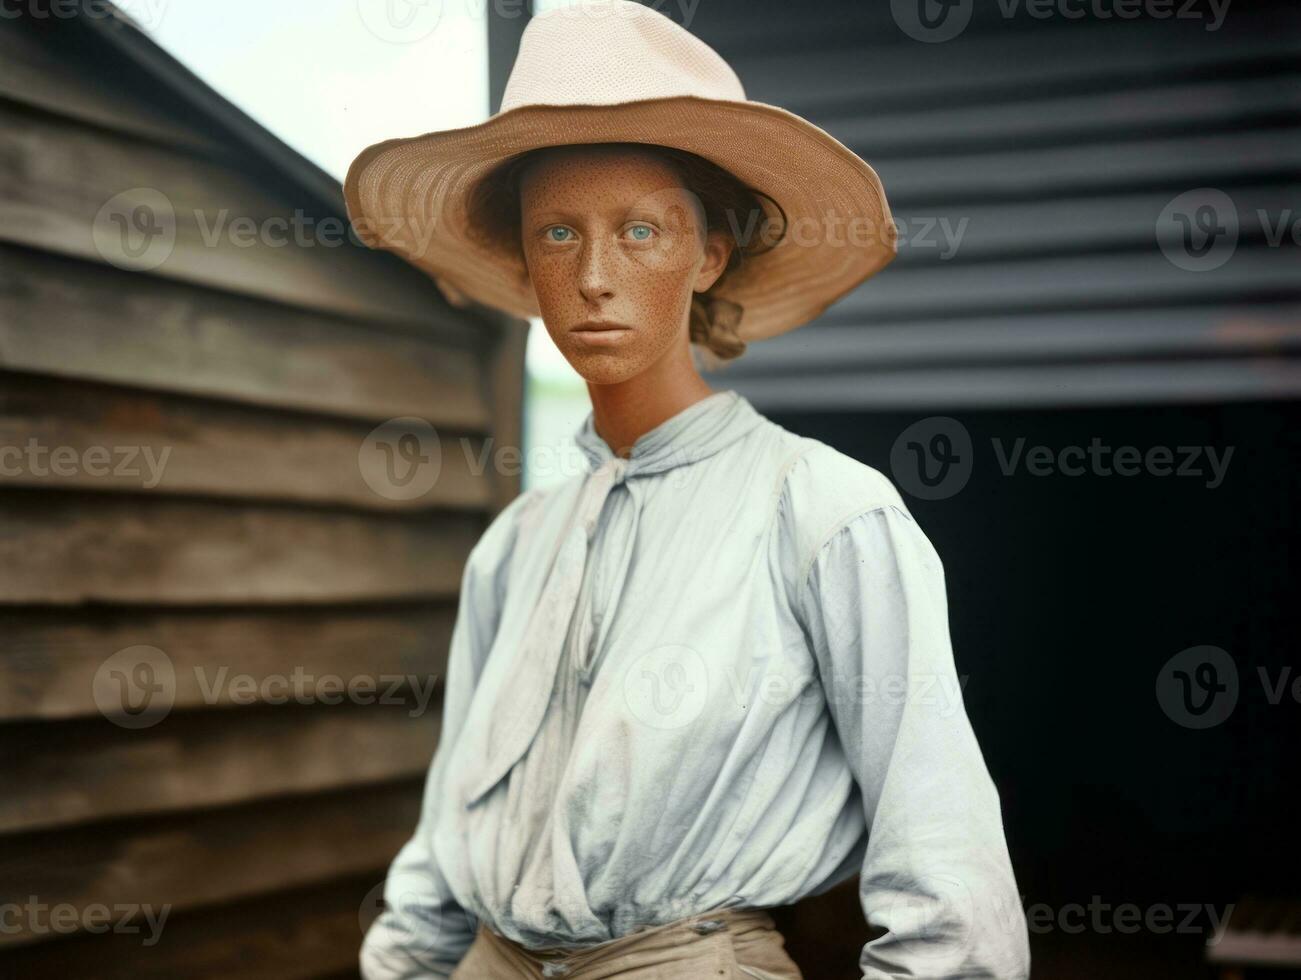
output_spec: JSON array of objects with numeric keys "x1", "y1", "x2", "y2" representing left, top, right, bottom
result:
[{"x1": 574, "y1": 389, "x2": 764, "y2": 478}]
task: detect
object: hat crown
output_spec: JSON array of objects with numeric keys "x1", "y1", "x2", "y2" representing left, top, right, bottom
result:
[{"x1": 500, "y1": 0, "x2": 745, "y2": 113}]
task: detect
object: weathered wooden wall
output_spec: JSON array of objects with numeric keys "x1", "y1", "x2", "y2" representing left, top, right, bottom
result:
[{"x1": 0, "y1": 6, "x2": 526, "y2": 977}]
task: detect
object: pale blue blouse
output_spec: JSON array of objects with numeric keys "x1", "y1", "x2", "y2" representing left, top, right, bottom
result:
[{"x1": 360, "y1": 390, "x2": 1030, "y2": 979}]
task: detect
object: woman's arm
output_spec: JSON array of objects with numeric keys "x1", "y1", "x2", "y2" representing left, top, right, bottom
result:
[
  {"x1": 360, "y1": 492, "x2": 529, "y2": 979},
  {"x1": 797, "y1": 503, "x2": 1030, "y2": 979}
]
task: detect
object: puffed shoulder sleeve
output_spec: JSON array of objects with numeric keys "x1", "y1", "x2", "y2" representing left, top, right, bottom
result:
[
  {"x1": 786, "y1": 447, "x2": 1030, "y2": 979},
  {"x1": 360, "y1": 489, "x2": 535, "y2": 979}
]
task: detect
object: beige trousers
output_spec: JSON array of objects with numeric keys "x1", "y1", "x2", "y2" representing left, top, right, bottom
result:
[{"x1": 450, "y1": 907, "x2": 804, "y2": 979}]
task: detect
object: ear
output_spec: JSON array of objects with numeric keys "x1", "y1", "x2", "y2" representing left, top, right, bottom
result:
[{"x1": 694, "y1": 229, "x2": 733, "y2": 294}]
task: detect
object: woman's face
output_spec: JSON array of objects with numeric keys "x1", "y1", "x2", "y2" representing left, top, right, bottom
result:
[{"x1": 518, "y1": 146, "x2": 731, "y2": 384}]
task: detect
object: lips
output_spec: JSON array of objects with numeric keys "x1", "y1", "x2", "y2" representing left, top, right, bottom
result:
[{"x1": 572, "y1": 321, "x2": 632, "y2": 332}]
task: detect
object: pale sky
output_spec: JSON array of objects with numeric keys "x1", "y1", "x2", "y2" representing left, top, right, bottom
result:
[{"x1": 137, "y1": 0, "x2": 581, "y2": 390}]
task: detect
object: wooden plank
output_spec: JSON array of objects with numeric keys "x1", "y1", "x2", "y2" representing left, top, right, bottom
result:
[
  {"x1": 484, "y1": 316, "x2": 531, "y2": 514},
  {"x1": 0, "y1": 19, "x2": 220, "y2": 153},
  {"x1": 0, "y1": 372, "x2": 495, "y2": 511},
  {"x1": 0, "y1": 604, "x2": 454, "y2": 721},
  {"x1": 0, "y1": 492, "x2": 482, "y2": 605},
  {"x1": 0, "y1": 874, "x2": 378, "y2": 979},
  {"x1": 0, "y1": 704, "x2": 441, "y2": 834},
  {"x1": 0, "y1": 244, "x2": 489, "y2": 428},
  {"x1": 0, "y1": 781, "x2": 422, "y2": 949},
  {"x1": 0, "y1": 101, "x2": 466, "y2": 329},
  {"x1": 727, "y1": 304, "x2": 1301, "y2": 376}
]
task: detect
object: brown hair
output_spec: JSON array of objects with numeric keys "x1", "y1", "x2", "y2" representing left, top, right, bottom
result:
[{"x1": 464, "y1": 142, "x2": 787, "y2": 366}]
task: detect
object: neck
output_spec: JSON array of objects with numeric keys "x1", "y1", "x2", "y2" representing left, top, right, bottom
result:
[{"x1": 586, "y1": 339, "x2": 714, "y2": 459}]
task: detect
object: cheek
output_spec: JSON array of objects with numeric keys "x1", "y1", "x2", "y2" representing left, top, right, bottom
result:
[
  {"x1": 618, "y1": 235, "x2": 705, "y2": 316},
  {"x1": 526, "y1": 245, "x2": 700, "y2": 322},
  {"x1": 623, "y1": 261, "x2": 697, "y2": 318}
]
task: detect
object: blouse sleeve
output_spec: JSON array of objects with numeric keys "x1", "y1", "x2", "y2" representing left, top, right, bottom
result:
[
  {"x1": 796, "y1": 503, "x2": 1030, "y2": 979},
  {"x1": 359, "y1": 491, "x2": 530, "y2": 979}
]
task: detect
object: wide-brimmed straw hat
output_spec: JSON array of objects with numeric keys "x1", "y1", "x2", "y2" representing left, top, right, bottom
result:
[{"x1": 343, "y1": 0, "x2": 896, "y2": 342}]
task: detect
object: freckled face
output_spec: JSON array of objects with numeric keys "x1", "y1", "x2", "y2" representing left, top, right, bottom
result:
[{"x1": 519, "y1": 146, "x2": 727, "y2": 384}]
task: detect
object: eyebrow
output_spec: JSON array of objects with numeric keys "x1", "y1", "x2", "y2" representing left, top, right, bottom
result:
[{"x1": 527, "y1": 203, "x2": 661, "y2": 223}]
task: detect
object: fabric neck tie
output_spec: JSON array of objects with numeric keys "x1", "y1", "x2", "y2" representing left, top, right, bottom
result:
[{"x1": 466, "y1": 454, "x2": 629, "y2": 804}]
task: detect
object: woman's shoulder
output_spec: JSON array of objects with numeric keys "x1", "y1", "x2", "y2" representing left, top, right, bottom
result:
[
  {"x1": 466, "y1": 470, "x2": 589, "y2": 567},
  {"x1": 772, "y1": 432, "x2": 913, "y2": 578},
  {"x1": 466, "y1": 483, "x2": 549, "y2": 570}
]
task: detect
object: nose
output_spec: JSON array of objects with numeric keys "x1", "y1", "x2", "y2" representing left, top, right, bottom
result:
[{"x1": 577, "y1": 236, "x2": 616, "y2": 305}]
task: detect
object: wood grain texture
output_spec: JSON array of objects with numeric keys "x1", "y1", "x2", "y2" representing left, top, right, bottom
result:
[
  {"x1": 0, "y1": 604, "x2": 454, "y2": 721},
  {"x1": 0, "y1": 22, "x2": 221, "y2": 153},
  {"x1": 0, "y1": 704, "x2": 441, "y2": 833},
  {"x1": 0, "y1": 874, "x2": 380, "y2": 979},
  {"x1": 0, "y1": 9, "x2": 524, "y2": 975},
  {"x1": 0, "y1": 491, "x2": 482, "y2": 605},
  {"x1": 0, "y1": 781, "x2": 422, "y2": 949},
  {"x1": 0, "y1": 101, "x2": 456, "y2": 327},
  {"x1": 0, "y1": 371, "x2": 496, "y2": 511},
  {"x1": 484, "y1": 316, "x2": 531, "y2": 514},
  {"x1": 0, "y1": 244, "x2": 489, "y2": 426}
]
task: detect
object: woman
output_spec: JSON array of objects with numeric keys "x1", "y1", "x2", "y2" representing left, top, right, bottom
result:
[{"x1": 345, "y1": 2, "x2": 1030, "y2": 977}]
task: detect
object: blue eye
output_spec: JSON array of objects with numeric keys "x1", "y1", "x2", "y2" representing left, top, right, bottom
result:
[
  {"x1": 546, "y1": 227, "x2": 572, "y2": 242},
  {"x1": 627, "y1": 224, "x2": 653, "y2": 241}
]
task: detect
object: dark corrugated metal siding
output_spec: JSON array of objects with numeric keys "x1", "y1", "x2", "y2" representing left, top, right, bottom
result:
[
  {"x1": 680, "y1": 3, "x2": 1301, "y2": 976},
  {"x1": 690, "y1": 0, "x2": 1300, "y2": 408}
]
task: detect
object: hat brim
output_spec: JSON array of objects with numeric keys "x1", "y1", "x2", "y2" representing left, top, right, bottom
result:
[{"x1": 343, "y1": 95, "x2": 896, "y2": 342}]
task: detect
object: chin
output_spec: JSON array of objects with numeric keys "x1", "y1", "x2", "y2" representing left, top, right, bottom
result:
[{"x1": 566, "y1": 353, "x2": 646, "y2": 386}]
